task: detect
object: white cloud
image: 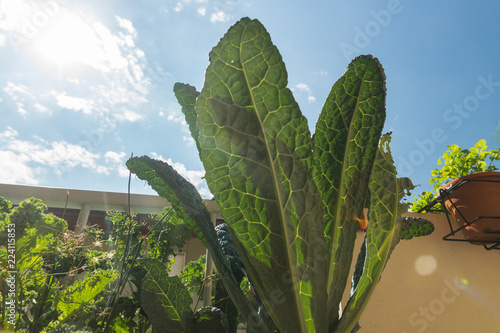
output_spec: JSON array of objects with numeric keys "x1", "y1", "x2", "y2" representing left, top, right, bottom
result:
[
  {"x1": 7, "y1": 139, "x2": 100, "y2": 170},
  {"x1": 0, "y1": 126, "x2": 18, "y2": 139},
  {"x1": 113, "y1": 109, "x2": 143, "y2": 122},
  {"x1": 67, "y1": 78, "x2": 80, "y2": 85},
  {"x1": 4, "y1": 82, "x2": 29, "y2": 99},
  {"x1": 0, "y1": 0, "x2": 32, "y2": 32},
  {"x1": 165, "y1": 102, "x2": 188, "y2": 125},
  {"x1": 4, "y1": 82, "x2": 35, "y2": 116},
  {"x1": 16, "y1": 102, "x2": 27, "y2": 116},
  {"x1": 33, "y1": 102, "x2": 51, "y2": 115},
  {"x1": 294, "y1": 83, "x2": 316, "y2": 104},
  {"x1": 0, "y1": 127, "x2": 132, "y2": 183},
  {"x1": 183, "y1": 136, "x2": 195, "y2": 146},
  {"x1": 104, "y1": 151, "x2": 129, "y2": 177},
  {"x1": 0, "y1": 127, "x2": 99, "y2": 180},
  {"x1": 295, "y1": 83, "x2": 310, "y2": 91},
  {"x1": 115, "y1": 16, "x2": 137, "y2": 38},
  {"x1": 174, "y1": 0, "x2": 193, "y2": 12},
  {"x1": 171, "y1": 0, "x2": 229, "y2": 24},
  {"x1": 210, "y1": 10, "x2": 231, "y2": 24},
  {"x1": 167, "y1": 114, "x2": 185, "y2": 123},
  {"x1": 0, "y1": 150, "x2": 39, "y2": 184},
  {"x1": 105, "y1": 151, "x2": 126, "y2": 164},
  {"x1": 4, "y1": 10, "x2": 155, "y2": 125},
  {"x1": 52, "y1": 91, "x2": 95, "y2": 114},
  {"x1": 197, "y1": 7, "x2": 206, "y2": 16}
]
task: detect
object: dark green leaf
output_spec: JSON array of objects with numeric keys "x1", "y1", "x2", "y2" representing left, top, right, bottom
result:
[
  {"x1": 193, "y1": 306, "x2": 229, "y2": 333},
  {"x1": 127, "y1": 156, "x2": 264, "y2": 332},
  {"x1": 139, "y1": 259, "x2": 194, "y2": 333},
  {"x1": 312, "y1": 55, "x2": 386, "y2": 327},
  {"x1": 335, "y1": 134, "x2": 410, "y2": 333},
  {"x1": 196, "y1": 17, "x2": 327, "y2": 332},
  {"x1": 127, "y1": 156, "x2": 205, "y2": 244},
  {"x1": 214, "y1": 224, "x2": 245, "y2": 333},
  {"x1": 57, "y1": 269, "x2": 117, "y2": 319},
  {"x1": 174, "y1": 83, "x2": 201, "y2": 153}
]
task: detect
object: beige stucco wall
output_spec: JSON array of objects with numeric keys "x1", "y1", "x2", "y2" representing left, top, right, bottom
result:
[{"x1": 357, "y1": 212, "x2": 500, "y2": 333}]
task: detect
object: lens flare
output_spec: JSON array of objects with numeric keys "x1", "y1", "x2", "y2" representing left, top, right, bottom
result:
[{"x1": 414, "y1": 255, "x2": 438, "y2": 276}]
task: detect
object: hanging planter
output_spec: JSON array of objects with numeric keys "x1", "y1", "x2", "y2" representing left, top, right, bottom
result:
[{"x1": 437, "y1": 171, "x2": 500, "y2": 249}]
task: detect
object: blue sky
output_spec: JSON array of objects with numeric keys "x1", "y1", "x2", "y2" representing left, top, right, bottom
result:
[{"x1": 0, "y1": 0, "x2": 499, "y2": 199}]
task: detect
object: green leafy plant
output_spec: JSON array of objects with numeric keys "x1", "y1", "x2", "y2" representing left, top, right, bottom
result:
[
  {"x1": 0, "y1": 197, "x2": 111, "y2": 332},
  {"x1": 126, "y1": 17, "x2": 434, "y2": 333},
  {"x1": 97, "y1": 208, "x2": 195, "y2": 332},
  {"x1": 411, "y1": 139, "x2": 500, "y2": 213},
  {"x1": 0, "y1": 195, "x2": 207, "y2": 332}
]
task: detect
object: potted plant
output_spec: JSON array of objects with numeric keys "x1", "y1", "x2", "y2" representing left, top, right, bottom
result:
[
  {"x1": 412, "y1": 140, "x2": 500, "y2": 247},
  {"x1": 438, "y1": 171, "x2": 500, "y2": 244}
]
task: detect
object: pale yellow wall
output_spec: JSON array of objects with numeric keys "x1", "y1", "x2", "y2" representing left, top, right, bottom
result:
[
  {"x1": 184, "y1": 236, "x2": 206, "y2": 264},
  {"x1": 357, "y1": 212, "x2": 500, "y2": 333}
]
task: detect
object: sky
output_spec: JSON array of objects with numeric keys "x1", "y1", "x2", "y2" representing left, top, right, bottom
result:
[{"x1": 0, "y1": 0, "x2": 499, "y2": 200}]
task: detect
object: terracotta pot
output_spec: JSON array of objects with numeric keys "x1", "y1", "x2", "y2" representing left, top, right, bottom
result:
[{"x1": 439, "y1": 171, "x2": 500, "y2": 243}]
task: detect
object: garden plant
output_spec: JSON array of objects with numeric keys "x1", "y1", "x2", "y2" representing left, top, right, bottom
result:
[
  {"x1": 411, "y1": 139, "x2": 500, "y2": 213},
  {"x1": 0, "y1": 196, "x2": 218, "y2": 332},
  {"x1": 0, "y1": 196, "x2": 117, "y2": 332},
  {"x1": 126, "y1": 17, "x2": 434, "y2": 333}
]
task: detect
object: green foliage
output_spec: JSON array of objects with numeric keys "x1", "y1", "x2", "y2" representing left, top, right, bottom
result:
[
  {"x1": 127, "y1": 17, "x2": 427, "y2": 333},
  {"x1": 179, "y1": 254, "x2": 206, "y2": 299},
  {"x1": 0, "y1": 195, "x2": 202, "y2": 332},
  {"x1": 126, "y1": 156, "x2": 260, "y2": 331},
  {"x1": 139, "y1": 258, "x2": 194, "y2": 333},
  {"x1": 214, "y1": 223, "x2": 245, "y2": 333},
  {"x1": 0, "y1": 197, "x2": 107, "y2": 332},
  {"x1": 55, "y1": 269, "x2": 118, "y2": 320},
  {"x1": 98, "y1": 209, "x2": 195, "y2": 332},
  {"x1": 411, "y1": 139, "x2": 500, "y2": 212},
  {"x1": 193, "y1": 306, "x2": 229, "y2": 333},
  {"x1": 400, "y1": 217, "x2": 435, "y2": 240},
  {"x1": 147, "y1": 209, "x2": 192, "y2": 263}
]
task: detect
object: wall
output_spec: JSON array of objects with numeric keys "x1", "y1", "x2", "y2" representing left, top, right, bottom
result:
[{"x1": 358, "y1": 212, "x2": 500, "y2": 333}]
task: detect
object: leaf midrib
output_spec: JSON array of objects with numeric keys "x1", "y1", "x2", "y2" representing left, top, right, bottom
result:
[
  {"x1": 146, "y1": 270, "x2": 186, "y2": 328},
  {"x1": 328, "y1": 65, "x2": 369, "y2": 293},
  {"x1": 336, "y1": 149, "x2": 399, "y2": 332},
  {"x1": 238, "y1": 21, "x2": 306, "y2": 331}
]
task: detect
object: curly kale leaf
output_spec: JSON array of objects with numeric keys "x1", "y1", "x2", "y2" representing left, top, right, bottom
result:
[{"x1": 400, "y1": 216, "x2": 435, "y2": 240}]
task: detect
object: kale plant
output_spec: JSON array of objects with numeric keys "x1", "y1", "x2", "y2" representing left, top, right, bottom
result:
[{"x1": 127, "y1": 17, "x2": 432, "y2": 332}]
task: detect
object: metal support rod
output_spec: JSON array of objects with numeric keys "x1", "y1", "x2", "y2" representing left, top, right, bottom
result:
[{"x1": 202, "y1": 211, "x2": 217, "y2": 307}]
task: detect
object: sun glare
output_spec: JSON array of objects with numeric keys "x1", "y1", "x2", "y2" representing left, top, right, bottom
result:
[{"x1": 33, "y1": 10, "x2": 105, "y2": 69}]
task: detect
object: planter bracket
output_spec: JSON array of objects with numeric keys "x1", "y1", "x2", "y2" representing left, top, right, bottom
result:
[{"x1": 419, "y1": 176, "x2": 500, "y2": 251}]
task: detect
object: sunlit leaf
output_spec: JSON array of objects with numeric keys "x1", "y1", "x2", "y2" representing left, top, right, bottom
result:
[
  {"x1": 312, "y1": 55, "x2": 386, "y2": 327},
  {"x1": 139, "y1": 258, "x2": 194, "y2": 333},
  {"x1": 127, "y1": 156, "x2": 262, "y2": 332},
  {"x1": 195, "y1": 17, "x2": 328, "y2": 333},
  {"x1": 335, "y1": 135, "x2": 412, "y2": 332}
]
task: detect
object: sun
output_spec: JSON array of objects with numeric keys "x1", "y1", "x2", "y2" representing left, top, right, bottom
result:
[{"x1": 32, "y1": 10, "x2": 106, "y2": 70}]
